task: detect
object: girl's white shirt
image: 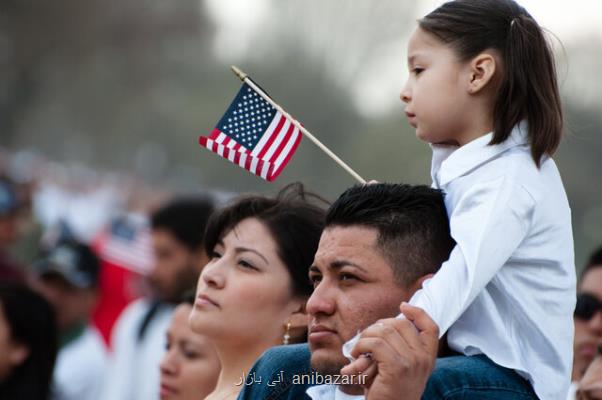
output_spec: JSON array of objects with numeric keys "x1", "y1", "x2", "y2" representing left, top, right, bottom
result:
[{"x1": 343, "y1": 122, "x2": 575, "y2": 400}]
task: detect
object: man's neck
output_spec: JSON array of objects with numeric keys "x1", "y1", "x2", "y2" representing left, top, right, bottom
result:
[
  {"x1": 60, "y1": 320, "x2": 87, "y2": 348},
  {"x1": 339, "y1": 384, "x2": 363, "y2": 396}
]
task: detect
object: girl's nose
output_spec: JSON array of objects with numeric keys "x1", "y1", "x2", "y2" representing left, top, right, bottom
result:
[
  {"x1": 400, "y1": 79, "x2": 412, "y2": 103},
  {"x1": 400, "y1": 87, "x2": 411, "y2": 103}
]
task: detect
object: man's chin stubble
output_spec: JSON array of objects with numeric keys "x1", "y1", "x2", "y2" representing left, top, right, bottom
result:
[{"x1": 310, "y1": 353, "x2": 349, "y2": 377}]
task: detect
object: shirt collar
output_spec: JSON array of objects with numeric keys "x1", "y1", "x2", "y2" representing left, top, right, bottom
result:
[
  {"x1": 306, "y1": 384, "x2": 336, "y2": 400},
  {"x1": 306, "y1": 385, "x2": 364, "y2": 400},
  {"x1": 430, "y1": 121, "x2": 529, "y2": 187}
]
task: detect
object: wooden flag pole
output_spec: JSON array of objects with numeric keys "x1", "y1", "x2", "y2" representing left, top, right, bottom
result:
[{"x1": 230, "y1": 65, "x2": 366, "y2": 184}]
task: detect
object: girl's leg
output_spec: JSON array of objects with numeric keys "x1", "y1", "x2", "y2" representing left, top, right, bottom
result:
[{"x1": 422, "y1": 354, "x2": 538, "y2": 399}]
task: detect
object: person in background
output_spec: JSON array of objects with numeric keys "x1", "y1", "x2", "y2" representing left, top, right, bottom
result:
[
  {"x1": 577, "y1": 344, "x2": 602, "y2": 400},
  {"x1": 569, "y1": 247, "x2": 602, "y2": 399},
  {"x1": 0, "y1": 282, "x2": 58, "y2": 400},
  {"x1": 159, "y1": 292, "x2": 220, "y2": 400},
  {"x1": 32, "y1": 240, "x2": 107, "y2": 400},
  {"x1": 0, "y1": 178, "x2": 26, "y2": 283},
  {"x1": 102, "y1": 197, "x2": 215, "y2": 400}
]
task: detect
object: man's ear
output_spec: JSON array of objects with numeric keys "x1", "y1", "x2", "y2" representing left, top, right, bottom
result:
[
  {"x1": 466, "y1": 52, "x2": 497, "y2": 94},
  {"x1": 9, "y1": 342, "x2": 30, "y2": 367},
  {"x1": 409, "y1": 273, "x2": 435, "y2": 295}
]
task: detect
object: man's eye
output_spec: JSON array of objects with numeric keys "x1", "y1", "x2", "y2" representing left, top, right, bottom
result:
[
  {"x1": 412, "y1": 67, "x2": 424, "y2": 75},
  {"x1": 209, "y1": 250, "x2": 222, "y2": 259},
  {"x1": 309, "y1": 275, "x2": 322, "y2": 286},
  {"x1": 340, "y1": 273, "x2": 357, "y2": 282}
]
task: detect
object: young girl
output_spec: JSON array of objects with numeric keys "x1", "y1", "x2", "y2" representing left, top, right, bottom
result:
[{"x1": 344, "y1": 1, "x2": 575, "y2": 399}]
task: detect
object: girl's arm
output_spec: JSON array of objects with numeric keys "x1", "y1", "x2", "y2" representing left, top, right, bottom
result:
[{"x1": 409, "y1": 174, "x2": 535, "y2": 336}]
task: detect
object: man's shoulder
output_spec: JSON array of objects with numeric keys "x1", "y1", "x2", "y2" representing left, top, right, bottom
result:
[
  {"x1": 238, "y1": 344, "x2": 313, "y2": 400},
  {"x1": 259, "y1": 343, "x2": 311, "y2": 366}
]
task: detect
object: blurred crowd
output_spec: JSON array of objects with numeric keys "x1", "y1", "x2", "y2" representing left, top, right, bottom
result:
[
  {"x1": 1, "y1": 146, "x2": 602, "y2": 400},
  {"x1": 0, "y1": 148, "x2": 220, "y2": 400}
]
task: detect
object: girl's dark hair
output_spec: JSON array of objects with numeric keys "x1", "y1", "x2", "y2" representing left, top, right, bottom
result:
[
  {"x1": 204, "y1": 183, "x2": 327, "y2": 298},
  {"x1": 0, "y1": 283, "x2": 58, "y2": 400},
  {"x1": 419, "y1": 0, "x2": 562, "y2": 167}
]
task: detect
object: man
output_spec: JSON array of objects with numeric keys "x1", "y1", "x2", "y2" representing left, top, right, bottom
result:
[
  {"x1": 240, "y1": 183, "x2": 454, "y2": 400},
  {"x1": 32, "y1": 240, "x2": 107, "y2": 400},
  {"x1": 569, "y1": 247, "x2": 602, "y2": 399},
  {"x1": 577, "y1": 344, "x2": 602, "y2": 400},
  {"x1": 0, "y1": 179, "x2": 25, "y2": 282},
  {"x1": 101, "y1": 197, "x2": 214, "y2": 400}
]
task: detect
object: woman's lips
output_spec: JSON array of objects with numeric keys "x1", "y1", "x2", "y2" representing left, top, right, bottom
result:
[
  {"x1": 160, "y1": 382, "x2": 178, "y2": 398},
  {"x1": 579, "y1": 343, "x2": 598, "y2": 358}
]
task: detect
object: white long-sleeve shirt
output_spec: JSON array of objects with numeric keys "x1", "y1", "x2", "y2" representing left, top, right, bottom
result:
[
  {"x1": 341, "y1": 123, "x2": 575, "y2": 400},
  {"x1": 100, "y1": 298, "x2": 174, "y2": 400}
]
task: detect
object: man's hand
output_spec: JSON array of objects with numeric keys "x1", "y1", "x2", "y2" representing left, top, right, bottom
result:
[{"x1": 340, "y1": 303, "x2": 439, "y2": 400}]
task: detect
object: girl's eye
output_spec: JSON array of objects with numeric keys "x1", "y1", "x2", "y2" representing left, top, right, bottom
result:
[
  {"x1": 412, "y1": 67, "x2": 424, "y2": 75},
  {"x1": 165, "y1": 341, "x2": 171, "y2": 351}
]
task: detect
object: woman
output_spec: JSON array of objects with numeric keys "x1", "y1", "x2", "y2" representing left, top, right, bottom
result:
[
  {"x1": 189, "y1": 183, "x2": 326, "y2": 400},
  {"x1": 159, "y1": 293, "x2": 221, "y2": 400},
  {"x1": 0, "y1": 282, "x2": 58, "y2": 400}
]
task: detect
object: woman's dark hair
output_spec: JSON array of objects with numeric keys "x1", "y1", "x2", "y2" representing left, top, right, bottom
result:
[
  {"x1": 0, "y1": 283, "x2": 58, "y2": 400},
  {"x1": 419, "y1": 0, "x2": 562, "y2": 167},
  {"x1": 204, "y1": 183, "x2": 327, "y2": 298}
]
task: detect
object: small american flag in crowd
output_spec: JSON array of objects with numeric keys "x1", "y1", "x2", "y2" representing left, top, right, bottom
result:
[{"x1": 199, "y1": 83, "x2": 302, "y2": 181}]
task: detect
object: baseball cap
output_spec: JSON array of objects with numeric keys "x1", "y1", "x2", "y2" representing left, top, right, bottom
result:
[
  {"x1": 34, "y1": 241, "x2": 100, "y2": 289},
  {"x1": 0, "y1": 180, "x2": 18, "y2": 216}
]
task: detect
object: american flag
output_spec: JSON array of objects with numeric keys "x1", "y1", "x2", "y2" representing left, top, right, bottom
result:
[
  {"x1": 199, "y1": 83, "x2": 302, "y2": 181},
  {"x1": 94, "y1": 215, "x2": 154, "y2": 275}
]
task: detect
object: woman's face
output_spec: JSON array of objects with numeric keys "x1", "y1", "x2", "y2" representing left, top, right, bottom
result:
[
  {"x1": 159, "y1": 304, "x2": 220, "y2": 400},
  {"x1": 0, "y1": 301, "x2": 28, "y2": 382},
  {"x1": 189, "y1": 217, "x2": 303, "y2": 346}
]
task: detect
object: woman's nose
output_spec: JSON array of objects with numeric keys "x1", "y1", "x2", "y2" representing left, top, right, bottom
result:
[
  {"x1": 201, "y1": 259, "x2": 226, "y2": 289},
  {"x1": 160, "y1": 350, "x2": 178, "y2": 376}
]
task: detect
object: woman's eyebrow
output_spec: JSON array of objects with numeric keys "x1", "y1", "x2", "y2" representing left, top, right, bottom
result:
[{"x1": 234, "y1": 246, "x2": 269, "y2": 264}]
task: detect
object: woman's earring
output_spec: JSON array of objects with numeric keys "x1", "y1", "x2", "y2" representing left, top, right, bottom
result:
[{"x1": 282, "y1": 321, "x2": 292, "y2": 345}]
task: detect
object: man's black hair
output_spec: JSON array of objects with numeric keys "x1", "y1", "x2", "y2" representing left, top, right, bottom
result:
[
  {"x1": 151, "y1": 197, "x2": 215, "y2": 251},
  {"x1": 581, "y1": 246, "x2": 602, "y2": 281},
  {"x1": 325, "y1": 183, "x2": 455, "y2": 287}
]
